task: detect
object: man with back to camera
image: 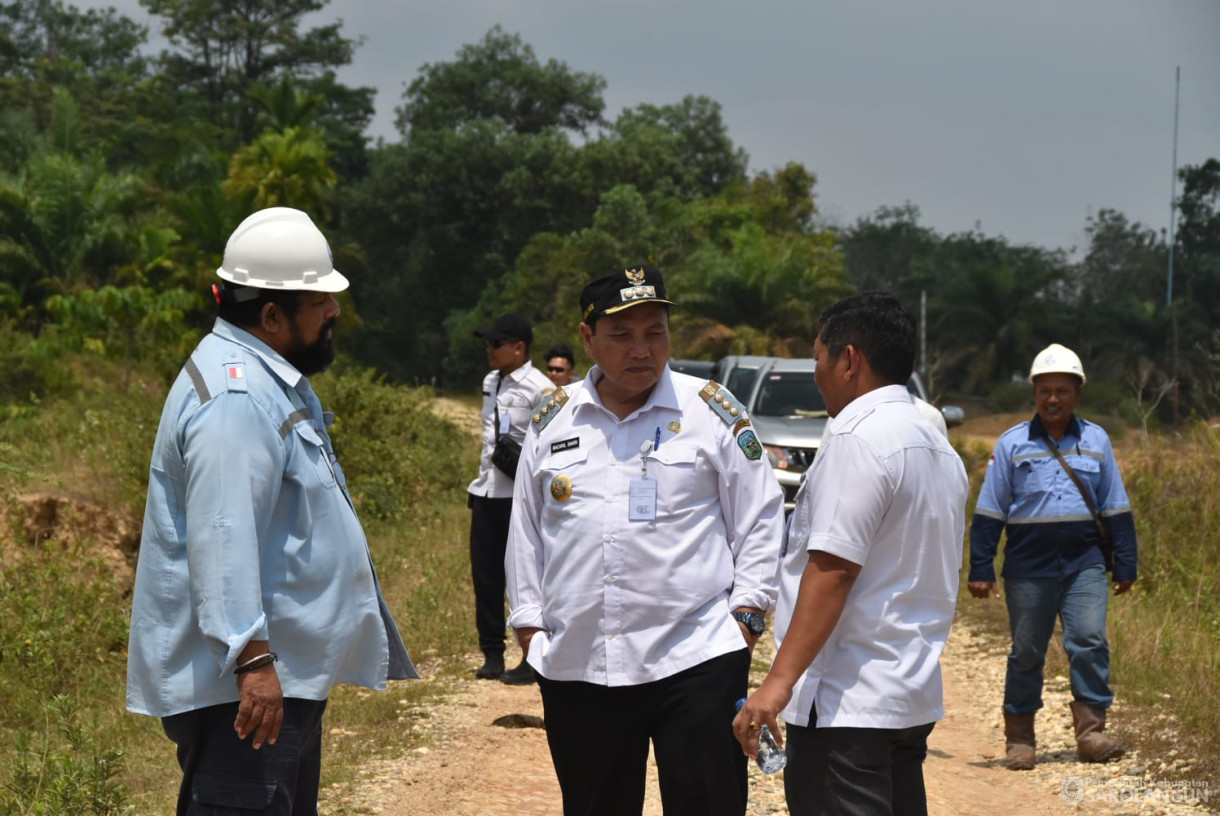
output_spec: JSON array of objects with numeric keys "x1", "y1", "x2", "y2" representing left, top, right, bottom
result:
[
  {"x1": 468, "y1": 312, "x2": 552, "y2": 685},
  {"x1": 126, "y1": 207, "x2": 417, "y2": 815},
  {"x1": 543, "y1": 343, "x2": 578, "y2": 388},
  {"x1": 734, "y1": 292, "x2": 969, "y2": 816},
  {"x1": 968, "y1": 343, "x2": 1136, "y2": 770},
  {"x1": 506, "y1": 264, "x2": 785, "y2": 816}
]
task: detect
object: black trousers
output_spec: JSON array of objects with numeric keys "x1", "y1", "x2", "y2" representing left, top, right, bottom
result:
[
  {"x1": 162, "y1": 698, "x2": 327, "y2": 816},
  {"x1": 784, "y1": 714, "x2": 935, "y2": 816},
  {"x1": 468, "y1": 494, "x2": 514, "y2": 655},
  {"x1": 537, "y1": 649, "x2": 750, "y2": 816}
]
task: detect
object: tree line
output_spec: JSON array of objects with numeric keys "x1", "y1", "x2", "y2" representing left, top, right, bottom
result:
[{"x1": 2, "y1": 1, "x2": 1218, "y2": 424}]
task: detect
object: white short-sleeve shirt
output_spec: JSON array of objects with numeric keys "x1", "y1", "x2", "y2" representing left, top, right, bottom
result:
[{"x1": 777, "y1": 384, "x2": 969, "y2": 729}]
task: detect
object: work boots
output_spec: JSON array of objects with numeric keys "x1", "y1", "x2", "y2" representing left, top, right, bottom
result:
[
  {"x1": 1070, "y1": 701, "x2": 1126, "y2": 763},
  {"x1": 1003, "y1": 709, "x2": 1037, "y2": 770}
]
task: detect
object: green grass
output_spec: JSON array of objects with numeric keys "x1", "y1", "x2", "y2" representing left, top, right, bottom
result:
[
  {"x1": 0, "y1": 353, "x2": 482, "y2": 815},
  {"x1": 3, "y1": 351, "x2": 1218, "y2": 812},
  {"x1": 954, "y1": 422, "x2": 1220, "y2": 784}
]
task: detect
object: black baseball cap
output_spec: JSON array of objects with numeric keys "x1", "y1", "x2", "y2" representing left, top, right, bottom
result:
[
  {"x1": 580, "y1": 264, "x2": 676, "y2": 322},
  {"x1": 474, "y1": 312, "x2": 533, "y2": 345}
]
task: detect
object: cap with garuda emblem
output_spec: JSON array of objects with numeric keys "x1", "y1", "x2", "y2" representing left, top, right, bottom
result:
[{"x1": 580, "y1": 264, "x2": 677, "y2": 323}]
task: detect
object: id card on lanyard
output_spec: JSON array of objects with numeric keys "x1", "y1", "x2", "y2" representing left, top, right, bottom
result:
[{"x1": 630, "y1": 430, "x2": 660, "y2": 522}]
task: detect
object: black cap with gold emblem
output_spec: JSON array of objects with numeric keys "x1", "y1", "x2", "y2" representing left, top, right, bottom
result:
[{"x1": 579, "y1": 264, "x2": 676, "y2": 323}]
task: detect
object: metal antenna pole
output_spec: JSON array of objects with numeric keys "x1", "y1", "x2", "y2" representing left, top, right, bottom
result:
[
  {"x1": 920, "y1": 289, "x2": 927, "y2": 383},
  {"x1": 1167, "y1": 66, "x2": 1180, "y2": 307}
]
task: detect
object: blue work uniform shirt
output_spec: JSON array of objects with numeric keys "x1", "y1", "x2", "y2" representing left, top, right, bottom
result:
[
  {"x1": 969, "y1": 414, "x2": 1137, "y2": 584},
  {"x1": 127, "y1": 319, "x2": 416, "y2": 718}
]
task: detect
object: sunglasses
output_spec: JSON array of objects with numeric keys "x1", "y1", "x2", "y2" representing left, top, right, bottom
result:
[
  {"x1": 486, "y1": 339, "x2": 514, "y2": 349},
  {"x1": 547, "y1": 366, "x2": 571, "y2": 374}
]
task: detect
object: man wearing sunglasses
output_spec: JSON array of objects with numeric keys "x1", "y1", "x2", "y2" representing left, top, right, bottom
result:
[
  {"x1": 468, "y1": 313, "x2": 553, "y2": 685},
  {"x1": 543, "y1": 344, "x2": 579, "y2": 388}
]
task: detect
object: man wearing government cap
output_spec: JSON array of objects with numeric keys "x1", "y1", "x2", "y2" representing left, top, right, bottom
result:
[
  {"x1": 968, "y1": 343, "x2": 1137, "y2": 772},
  {"x1": 506, "y1": 264, "x2": 784, "y2": 815},
  {"x1": 127, "y1": 207, "x2": 417, "y2": 815}
]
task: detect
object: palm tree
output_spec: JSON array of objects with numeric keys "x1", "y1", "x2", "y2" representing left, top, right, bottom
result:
[{"x1": 222, "y1": 126, "x2": 338, "y2": 219}]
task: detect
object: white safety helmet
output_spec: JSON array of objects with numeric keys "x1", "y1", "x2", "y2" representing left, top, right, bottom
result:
[
  {"x1": 1028, "y1": 343, "x2": 1086, "y2": 384},
  {"x1": 217, "y1": 207, "x2": 348, "y2": 292}
]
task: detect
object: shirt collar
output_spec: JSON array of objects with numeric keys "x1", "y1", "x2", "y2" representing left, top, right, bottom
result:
[
  {"x1": 1027, "y1": 412, "x2": 1082, "y2": 441},
  {"x1": 211, "y1": 318, "x2": 303, "y2": 388},
  {"x1": 501, "y1": 360, "x2": 538, "y2": 384},
  {"x1": 575, "y1": 364, "x2": 679, "y2": 417},
  {"x1": 833, "y1": 383, "x2": 912, "y2": 425}
]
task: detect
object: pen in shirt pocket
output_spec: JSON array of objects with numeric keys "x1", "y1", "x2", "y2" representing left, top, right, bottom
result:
[{"x1": 654, "y1": 426, "x2": 661, "y2": 451}]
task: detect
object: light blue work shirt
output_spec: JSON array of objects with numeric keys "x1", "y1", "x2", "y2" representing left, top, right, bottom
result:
[
  {"x1": 127, "y1": 319, "x2": 416, "y2": 718},
  {"x1": 969, "y1": 413, "x2": 1137, "y2": 584}
]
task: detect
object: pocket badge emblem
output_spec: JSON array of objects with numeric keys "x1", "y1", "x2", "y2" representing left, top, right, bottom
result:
[{"x1": 550, "y1": 474, "x2": 573, "y2": 502}]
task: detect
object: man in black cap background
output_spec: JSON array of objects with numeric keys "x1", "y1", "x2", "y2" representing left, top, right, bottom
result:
[
  {"x1": 468, "y1": 312, "x2": 552, "y2": 684},
  {"x1": 505, "y1": 266, "x2": 784, "y2": 815}
]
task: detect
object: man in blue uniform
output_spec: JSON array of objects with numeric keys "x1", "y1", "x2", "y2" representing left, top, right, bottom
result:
[
  {"x1": 127, "y1": 207, "x2": 417, "y2": 815},
  {"x1": 968, "y1": 343, "x2": 1136, "y2": 770}
]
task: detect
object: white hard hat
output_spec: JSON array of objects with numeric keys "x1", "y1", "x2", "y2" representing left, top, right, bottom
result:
[
  {"x1": 217, "y1": 207, "x2": 348, "y2": 292},
  {"x1": 1028, "y1": 343, "x2": 1086, "y2": 384}
]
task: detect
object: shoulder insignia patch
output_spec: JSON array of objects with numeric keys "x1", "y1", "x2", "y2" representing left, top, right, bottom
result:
[
  {"x1": 531, "y1": 386, "x2": 569, "y2": 433},
  {"x1": 224, "y1": 362, "x2": 248, "y2": 393},
  {"x1": 699, "y1": 380, "x2": 748, "y2": 426},
  {"x1": 737, "y1": 429, "x2": 763, "y2": 460}
]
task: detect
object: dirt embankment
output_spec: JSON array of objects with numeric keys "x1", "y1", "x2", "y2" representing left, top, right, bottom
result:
[{"x1": 1, "y1": 492, "x2": 141, "y2": 594}]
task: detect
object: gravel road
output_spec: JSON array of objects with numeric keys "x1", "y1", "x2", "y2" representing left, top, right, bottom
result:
[{"x1": 323, "y1": 617, "x2": 1213, "y2": 815}]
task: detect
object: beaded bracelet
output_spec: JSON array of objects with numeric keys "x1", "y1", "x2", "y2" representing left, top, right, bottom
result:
[{"x1": 234, "y1": 651, "x2": 278, "y2": 675}]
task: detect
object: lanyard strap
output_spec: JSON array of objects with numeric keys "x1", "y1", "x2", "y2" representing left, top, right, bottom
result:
[{"x1": 493, "y1": 373, "x2": 503, "y2": 441}]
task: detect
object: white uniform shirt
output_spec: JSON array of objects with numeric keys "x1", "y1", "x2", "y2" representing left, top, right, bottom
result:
[
  {"x1": 467, "y1": 361, "x2": 553, "y2": 498},
  {"x1": 777, "y1": 384, "x2": 968, "y2": 729},
  {"x1": 506, "y1": 366, "x2": 785, "y2": 686},
  {"x1": 819, "y1": 394, "x2": 947, "y2": 448}
]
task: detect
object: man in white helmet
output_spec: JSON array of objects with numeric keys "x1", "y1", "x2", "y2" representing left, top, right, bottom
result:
[
  {"x1": 126, "y1": 207, "x2": 417, "y2": 815},
  {"x1": 967, "y1": 343, "x2": 1137, "y2": 771}
]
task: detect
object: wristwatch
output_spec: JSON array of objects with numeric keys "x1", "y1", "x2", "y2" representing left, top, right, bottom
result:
[{"x1": 732, "y1": 610, "x2": 766, "y2": 637}]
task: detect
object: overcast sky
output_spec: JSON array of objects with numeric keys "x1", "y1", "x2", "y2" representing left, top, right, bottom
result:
[{"x1": 101, "y1": 0, "x2": 1220, "y2": 254}]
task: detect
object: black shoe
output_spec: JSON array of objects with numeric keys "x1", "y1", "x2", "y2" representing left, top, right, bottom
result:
[
  {"x1": 500, "y1": 661, "x2": 536, "y2": 686},
  {"x1": 475, "y1": 653, "x2": 505, "y2": 679}
]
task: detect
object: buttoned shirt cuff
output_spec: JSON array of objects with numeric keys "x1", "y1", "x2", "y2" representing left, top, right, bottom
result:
[
  {"x1": 507, "y1": 604, "x2": 546, "y2": 631},
  {"x1": 967, "y1": 566, "x2": 998, "y2": 583}
]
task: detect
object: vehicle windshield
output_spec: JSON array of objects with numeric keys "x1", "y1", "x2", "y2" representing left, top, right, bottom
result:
[
  {"x1": 726, "y1": 368, "x2": 760, "y2": 399},
  {"x1": 753, "y1": 372, "x2": 827, "y2": 417}
]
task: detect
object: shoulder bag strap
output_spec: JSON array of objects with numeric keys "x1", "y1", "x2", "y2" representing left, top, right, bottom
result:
[
  {"x1": 1040, "y1": 433, "x2": 1108, "y2": 541},
  {"x1": 493, "y1": 373, "x2": 502, "y2": 442}
]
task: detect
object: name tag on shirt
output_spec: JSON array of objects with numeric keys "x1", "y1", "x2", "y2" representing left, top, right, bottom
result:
[
  {"x1": 498, "y1": 411, "x2": 511, "y2": 435},
  {"x1": 629, "y1": 478, "x2": 657, "y2": 522},
  {"x1": 551, "y1": 437, "x2": 580, "y2": 454}
]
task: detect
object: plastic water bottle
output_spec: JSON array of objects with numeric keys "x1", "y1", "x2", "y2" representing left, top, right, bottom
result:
[{"x1": 735, "y1": 698, "x2": 787, "y2": 773}]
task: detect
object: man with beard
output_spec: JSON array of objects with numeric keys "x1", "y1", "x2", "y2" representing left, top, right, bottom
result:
[{"x1": 127, "y1": 207, "x2": 417, "y2": 816}]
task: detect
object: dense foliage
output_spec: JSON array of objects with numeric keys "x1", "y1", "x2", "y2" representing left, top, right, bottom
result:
[{"x1": 2, "y1": 2, "x2": 1219, "y2": 418}]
